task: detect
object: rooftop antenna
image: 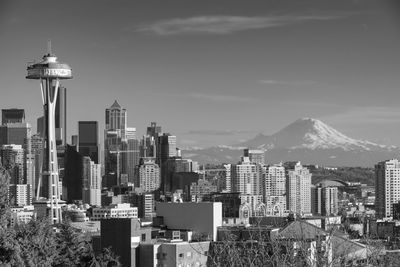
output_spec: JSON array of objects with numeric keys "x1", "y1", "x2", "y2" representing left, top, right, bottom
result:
[{"x1": 47, "y1": 39, "x2": 52, "y2": 55}]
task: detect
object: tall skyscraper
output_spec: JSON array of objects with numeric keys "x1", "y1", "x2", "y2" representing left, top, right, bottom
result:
[
  {"x1": 162, "y1": 157, "x2": 197, "y2": 194},
  {"x1": 158, "y1": 133, "x2": 177, "y2": 193},
  {"x1": 26, "y1": 46, "x2": 72, "y2": 224},
  {"x1": 265, "y1": 163, "x2": 286, "y2": 216},
  {"x1": 147, "y1": 122, "x2": 161, "y2": 138},
  {"x1": 375, "y1": 159, "x2": 400, "y2": 218},
  {"x1": 140, "y1": 122, "x2": 162, "y2": 159},
  {"x1": 286, "y1": 162, "x2": 312, "y2": 215},
  {"x1": 36, "y1": 87, "x2": 67, "y2": 144},
  {"x1": 104, "y1": 100, "x2": 126, "y2": 187},
  {"x1": 63, "y1": 145, "x2": 84, "y2": 203},
  {"x1": 37, "y1": 116, "x2": 45, "y2": 137},
  {"x1": 78, "y1": 121, "x2": 99, "y2": 164},
  {"x1": 55, "y1": 86, "x2": 67, "y2": 146},
  {"x1": 0, "y1": 122, "x2": 32, "y2": 195},
  {"x1": 123, "y1": 127, "x2": 139, "y2": 184},
  {"x1": 105, "y1": 100, "x2": 127, "y2": 138},
  {"x1": 0, "y1": 144, "x2": 25, "y2": 184},
  {"x1": 2, "y1": 109, "x2": 25, "y2": 124},
  {"x1": 158, "y1": 133, "x2": 177, "y2": 164},
  {"x1": 31, "y1": 134, "x2": 43, "y2": 199},
  {"x1": 0, "y1": 122, "x2": 31, "y2": 149}
]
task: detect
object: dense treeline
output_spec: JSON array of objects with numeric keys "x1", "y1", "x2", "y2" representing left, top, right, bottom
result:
[{"x1": 0, "y1": 166, "x2": 120, "y2": 266}]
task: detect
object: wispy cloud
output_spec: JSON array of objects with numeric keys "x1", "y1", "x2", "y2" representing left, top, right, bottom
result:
[
  {"x1": 137, "y1": 14, "x2": 343, "y2": 35},
  {"x1": 258, "y1": 79, "x2": 318, "y2": 86},
  {"x1": 190, "y1": 93, "x2": 256, "y2": 102},
  {"x1": 186, "y1": 129, "x2": 254, "y2": 136},
  {"x1": 321, "y1": 106, "x2": 400, "y2": 124}
]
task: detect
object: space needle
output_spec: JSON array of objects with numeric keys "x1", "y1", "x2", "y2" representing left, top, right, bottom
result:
[{"x1": 26, "y1": 43, "x2": 72, "y2": 224}]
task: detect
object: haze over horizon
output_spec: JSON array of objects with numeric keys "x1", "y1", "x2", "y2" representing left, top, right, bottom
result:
[{"x1": 1, "y1": 0, "x2": 400, "y2": 148}]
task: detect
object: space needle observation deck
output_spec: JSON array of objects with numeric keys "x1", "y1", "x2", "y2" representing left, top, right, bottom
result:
[{"x1": 26, "y1": 44, "x2": 72, "y2": 224}]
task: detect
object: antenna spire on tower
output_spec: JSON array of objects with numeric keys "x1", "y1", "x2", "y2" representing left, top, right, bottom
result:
[{"x1": 47, "y1": 39, "x2": 52, "y2": 55}]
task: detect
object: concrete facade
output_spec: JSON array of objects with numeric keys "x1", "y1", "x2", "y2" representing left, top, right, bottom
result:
[
  {"x1": 156, "y1": 202, "x2": 222, "y2": 241},
  {"x1": 101, "y1": 218, "x2": 152, "y2": 267},
  {"x1": 140, "y1": 241, "x2": 210, "y2": 267}
]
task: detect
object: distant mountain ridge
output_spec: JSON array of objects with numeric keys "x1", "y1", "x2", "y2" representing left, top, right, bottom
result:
[{"x1": 182, "y1": 118, "x2": 399, "y2": 167}]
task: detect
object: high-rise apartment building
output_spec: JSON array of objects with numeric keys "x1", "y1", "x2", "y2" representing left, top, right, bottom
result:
[
  {"x1": 2, "y1": 109, "x2": 25, "y2": 124},
  {"x1": 311, "y1": 185, "x2": 339, "y2": 216},
  {"x1": 8, "y1": 184, "x2": 32, "y2": 206},
  {"x1": 137, "y1": 158, "x2": 160, "y2": 192},
  {"x1": 323, "y1": 186, "x2": 338, "y2": 216},
  {"x1": 131, "y1": 193, "x2": 156, "y2": 220},
  {"x1": 243, "y1": 148, "x2": 265, "y2": 165},
  {"x1": 231, "y1": 157, "x2": 262, "y2": 195},
  {"x1": 78, "y1": 121, "x2": 99, "y2": 164},
  {"x1": 82, "y1": 156, "x2": 102, "y2": 206},
  {"x1": 286, "y1": 162, "x2": 312, "y2": 215},
  {"x1": 375, "y1": 159, "x2": 400, "y2": 218},
  {"x1": 265, "y1": 163, "x2": 286, "y2": 215},
  {"x1": 224, "y1": 164, "x2": 232, "y2": 192}
]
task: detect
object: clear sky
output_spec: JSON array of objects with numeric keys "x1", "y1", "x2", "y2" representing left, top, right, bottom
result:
[{"x1": 1, "y1": 0, "x2": 400, "y2": 148}]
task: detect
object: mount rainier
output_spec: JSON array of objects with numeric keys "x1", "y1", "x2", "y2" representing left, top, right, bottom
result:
[{"x1": 182, "y1": 118, "x2": 399, "y2": 167}]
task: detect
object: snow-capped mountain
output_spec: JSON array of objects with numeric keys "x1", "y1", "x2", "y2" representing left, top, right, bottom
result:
[
  {"x1": 182, "y1": 118, "x2": 399, "y2": 167},
  {"x1": 239, "y1": 118, "x2": 391, "y2": 151}
]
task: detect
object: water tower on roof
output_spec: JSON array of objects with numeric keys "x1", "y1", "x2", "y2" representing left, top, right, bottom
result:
[{"x1": 26, "y1": 42, "x2": 72, "y2": 224}]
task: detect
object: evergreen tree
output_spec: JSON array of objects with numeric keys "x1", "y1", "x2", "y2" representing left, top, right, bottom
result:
[{"x1": 0, "y1": 165, "x2": 120, "y2": 266}]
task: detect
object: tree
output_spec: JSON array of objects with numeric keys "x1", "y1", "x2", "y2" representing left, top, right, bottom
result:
[
  {"x1": 0, "y1": 164, "x2": 120, "y2": 266},
  {"x1": 0, "y1": 166, "x2": 10, "y2": 227}
]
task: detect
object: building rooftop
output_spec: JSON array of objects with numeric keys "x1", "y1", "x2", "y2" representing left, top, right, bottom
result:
[
  {"x1": 70, "y1": 221, "x2": 100, "y2": 234},
  {"x1": 110, "y1": 100, "x2": 122, "y2": 109}
]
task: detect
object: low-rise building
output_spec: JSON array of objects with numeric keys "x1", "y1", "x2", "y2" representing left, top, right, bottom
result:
[
  {"x1": 101, "y1": 218, "x2": 152, "y2": 267},
  {"x1": 92, "y1": 203, "x2": 138, "y2": 220},
  {"x1": 156, "y1": 202, "x2": 222, "y2": 241},
  {"x1": 10, "y1": 205, "x2": 35, "y2": 225},
  {"x1": 140, "y1": 241, "x2": 210, "y2": 267},
  {"x1": 8, "y1": 184, "x2": 32, "y2": 206}
]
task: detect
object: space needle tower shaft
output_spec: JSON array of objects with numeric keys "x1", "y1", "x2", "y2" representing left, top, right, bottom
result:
[{"x1": 26, "y1": 43, "x2": 72, "y2": 224}]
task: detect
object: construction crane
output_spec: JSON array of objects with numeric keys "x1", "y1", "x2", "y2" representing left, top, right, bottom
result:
[{"x1": 109, "y1": 149, "x2": 140, "y2": 185}]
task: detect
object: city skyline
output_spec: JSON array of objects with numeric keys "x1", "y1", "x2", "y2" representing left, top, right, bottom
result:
[{"x1": 1, "y1": 0, "x2": 400, "y2": 148}]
